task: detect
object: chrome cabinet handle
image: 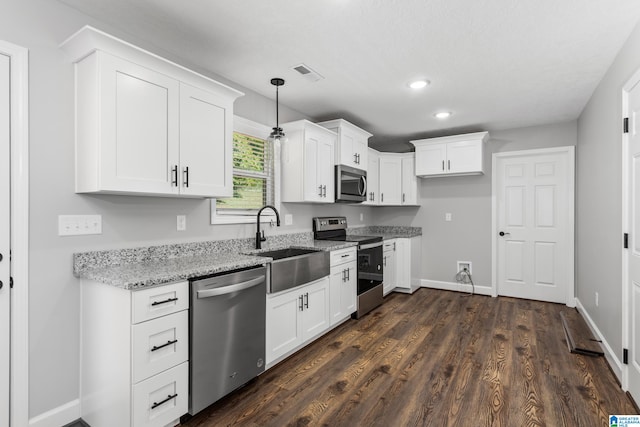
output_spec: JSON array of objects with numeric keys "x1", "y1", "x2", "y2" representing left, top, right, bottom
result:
[
  {"x1": 381, "y1": 193, "x2": 384, "y2": 203},
  {"x1": 183, "y1": 166, "x2": 190, "y2": 187},
  {"x1": 299, "y1": 295, "x2": 304, "y2": 311},
  {"x1": 448, "y1": 160, "x2": 450, "y2": 170},
  {"x1": 151, "y1": 297, "x2": 178, "y2": 306},
  {"x1": 402, "y1": 193, "x2": 405, "y2": 203},
  {"x1": 323, "y1": 185, "x2": 327, "y2": 197},
  {"x1": 383, "y1": 256, "x2": 387, "y2": 267},
  {"x1": 346, "y1": 268, "x2": 350, "y2": 281},
  {"x1": 318, "y1": 185, "x2": 323, "y2": 196},
  {"x1": 354, "y1": 153, "x2": 358, "y2": 164},
  {"x1": 304, "y1": 292, "x2": 309, "y2": 308},
  {"x1": 442, "y1": 160, "x2": 445, "y2": 171},
  {"x1": 171, "y1": 165, "x2": 178, "y2": 186}
]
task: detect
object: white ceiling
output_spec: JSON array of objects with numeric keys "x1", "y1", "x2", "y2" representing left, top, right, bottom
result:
[{"x1": 58, "y1": 0, "x2": 640, "y2": 147}]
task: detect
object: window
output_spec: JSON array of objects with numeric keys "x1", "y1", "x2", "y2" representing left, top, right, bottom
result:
[{"x1": 210, "y1": 116, "x2": 280, "y2": 224}]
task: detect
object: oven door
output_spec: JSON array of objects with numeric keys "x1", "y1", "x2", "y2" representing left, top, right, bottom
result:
[
  {"x1": 335, "y1": 165, "x2": 367, "y2": 203},
  {"x1": 357, "y1": 241, "x2": 383, "y2": 293}
]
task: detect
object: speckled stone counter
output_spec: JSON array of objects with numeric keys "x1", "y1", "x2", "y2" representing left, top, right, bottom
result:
[
  {"x1": 348, "y1": 225, "x2": 422, "y2": 239},
  {"x1": 74, "y1": 231, "x2": 358, "y2": 290}
]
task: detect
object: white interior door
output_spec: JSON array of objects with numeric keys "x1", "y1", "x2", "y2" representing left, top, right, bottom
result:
[
  {"x1": 625, "y1": 78, "x2": 640, "y2": 401},
  {"x1": 0, "y1": 52, "x2": 10, "y2": 427},
  {"x1": 494, "y1": 147, "x2": 574, "y2": 304}
]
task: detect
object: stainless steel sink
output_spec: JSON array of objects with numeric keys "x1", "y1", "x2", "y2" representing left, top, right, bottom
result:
[{"x1": 255, "y1": 248, "x2": 329, "y2": 293}]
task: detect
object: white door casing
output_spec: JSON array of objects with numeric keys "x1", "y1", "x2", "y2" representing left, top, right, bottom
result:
[
  {"x1": 0, "y1": 52, "x2": 10, "y2": 427},
  {"x1": 492, "y1": 147, "x2": 575, "y2": 305},
  {"x1": 0, "y1": 39, "x2": 29, "y2": 427},
  {"x1": 623, "y1": 72, "x2": 640, "y2": 401}
]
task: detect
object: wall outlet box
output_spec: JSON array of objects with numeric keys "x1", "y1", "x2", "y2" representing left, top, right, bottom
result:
[
  {"x1": 58, "y1": 215, "x2": 102, "y2": 236},
  {"x1": 284, "y1": 214, "x2": 293, "y2": 226},
  {"x1": 177, "y1": 215, "x2": 186, "y2": 231},
  {"x1": 457, "y1": 261, "x2": 472, "y2": 274}
]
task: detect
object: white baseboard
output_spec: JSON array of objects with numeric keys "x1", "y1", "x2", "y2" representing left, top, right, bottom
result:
[
  {"x1": 421, "y1": 279, "x2": 493, "y2": 296},
  {"x1": 575, "y1": 298, "x2": 623, "y2": 383},
  {"x1": 29, "y1": 399, "x2": 80, "y2": 427}
]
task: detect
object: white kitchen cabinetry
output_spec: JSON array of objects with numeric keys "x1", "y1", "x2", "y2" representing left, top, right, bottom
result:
[
  {"x1": 318, "y1": 119, "x2": 371, "y2": 170},
  {"x1": 377, "y1": 152, "x2": 418, "y2": 206},
  {"x1": 266, "y1": 276, "x2": 330, "y2": 366},
  {"x1": 364, "y1": 148, "x2": 380, "y2": 205},
  {"x1": 383, "y1": 240, "x2": 397, "y2": 295},
  {"x1": 61, "y1": 26, "x2": 243, "y2": 198},
  {"x1": 281, "y1": 120, "x2": 336, "y2": 203},
  {"x1": 329, "y1": 247, "x2": 357, "y2": 325},
  {"x1": 410, "y1": 131, "x2": 489, "y2": 177},
  {"x1": 81, "y1": 280, "x2": 189, "y2": 427},
  {"x1": 383, "y1": 236, "x2": 422, "y2": 295}
]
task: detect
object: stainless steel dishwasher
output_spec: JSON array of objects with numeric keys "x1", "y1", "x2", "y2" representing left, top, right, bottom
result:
[{"x1": 188, "y1": 266, "x2": 267, "y2": 416}]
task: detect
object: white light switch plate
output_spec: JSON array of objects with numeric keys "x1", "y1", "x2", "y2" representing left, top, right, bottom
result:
[{"x1": 58, "y1": 215, "x2": 102, "y2": 236}]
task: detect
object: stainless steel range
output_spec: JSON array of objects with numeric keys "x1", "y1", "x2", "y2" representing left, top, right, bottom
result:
[{"x1": 313, "y1": 217, "x2": 384, "y2": 318}]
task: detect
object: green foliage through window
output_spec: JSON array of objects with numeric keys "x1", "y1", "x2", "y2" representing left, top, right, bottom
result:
[{"x1": 217, "y1": 132, "x2": 273, "y2": 211}]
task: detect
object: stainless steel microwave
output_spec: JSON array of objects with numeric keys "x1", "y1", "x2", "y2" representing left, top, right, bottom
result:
[{"x1": 335, "y1": 165, "x2": 367, "y2": 203}]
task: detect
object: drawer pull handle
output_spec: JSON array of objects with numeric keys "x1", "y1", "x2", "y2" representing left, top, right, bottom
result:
[
  {"x1": 151, "y1": 393, "x2": 178, "y2": 410},
  {"x1": 151, "y1": 297, "x2": 178, "y2": 306},
  {"x1": 341, "y1": 254, "x2": 349, "y2": 258},
  {"x1": 151, "y1": 339, "x2": 178, "y2": 352}
]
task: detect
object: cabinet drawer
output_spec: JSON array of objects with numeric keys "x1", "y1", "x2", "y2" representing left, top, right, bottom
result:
[
  {"x1": 330, "y1": 247, "x2": 357, "y2": 266},
  {"x1": 132, "y1": 281, "x2": 189, "y2": 324},
  {"x1": 132, "y1": 310, "x2": 189, "y2": 383},
  {"x1": 383, "y1": 240, "x2": 396, "y2": 252},
  {"x1": 132, "y1": 361, "x2": 188, "y2": 427}
]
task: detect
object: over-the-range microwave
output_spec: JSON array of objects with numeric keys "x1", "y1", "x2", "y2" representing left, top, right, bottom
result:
[{"x1": 335, "y1": 164, "x2": 367, "y2": 203}]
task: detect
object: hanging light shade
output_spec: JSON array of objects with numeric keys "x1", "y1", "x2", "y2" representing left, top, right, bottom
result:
[{"x1": 267, "y1": 78, "x2": 286, "y2": 144}]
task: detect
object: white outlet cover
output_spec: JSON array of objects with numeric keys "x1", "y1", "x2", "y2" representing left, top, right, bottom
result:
[
  {"x1": 284, "y1": 214, "x2": 293, "y2": 226},
  {"x1": 445, "y1": 213, "x2": 452, "y2": 221},
  {"x1": 58, "y1": 215, "x2": 102, "y2": 236},
  {"x1": 177, "y1": 215, "x2": 186, "y2": 231}
]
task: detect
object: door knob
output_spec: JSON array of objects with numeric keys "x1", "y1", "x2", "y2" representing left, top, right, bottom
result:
[{"x1": 499, "y1": 231, "x2": 511, "y2": 236}]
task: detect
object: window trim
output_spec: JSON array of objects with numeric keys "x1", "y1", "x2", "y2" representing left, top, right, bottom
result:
[{"x1": 210, "y1": 116, "x2": 281, "y2": 225}]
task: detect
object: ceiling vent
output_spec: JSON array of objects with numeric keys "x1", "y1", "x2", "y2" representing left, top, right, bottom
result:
[{"x1": 291, "y1": 63, "x2": 324, "y2": 82}]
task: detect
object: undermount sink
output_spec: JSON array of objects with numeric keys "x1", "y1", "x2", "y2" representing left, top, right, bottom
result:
[{"x1": 255, "y1": 247, "x2": 329, "y2": 293}]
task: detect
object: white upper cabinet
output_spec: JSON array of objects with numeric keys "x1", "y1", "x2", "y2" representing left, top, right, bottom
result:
[
  {"x1": 281, "y1": 120, "x2": 336, "y2": 203},
  {"x1": 410, "y1": 131, "x2": 489, "y2": 177},
  {"x1": 318, "y1": 119, "x2": 371, "y2": 170},
  {"x1": 376, "y1": 152, "x2": 418, "y2": 206},
  {"x1": 60, "y1": 26, "x2": 243, "y2": 198},
  {"x1": 364, "y1": 148, "x2": 379, "y2": 205}
]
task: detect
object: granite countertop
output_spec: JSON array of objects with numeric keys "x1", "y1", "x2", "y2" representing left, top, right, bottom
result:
[
  {"x1": 74, "y1": 232, "x2": 359, "y2": 290},
  {"x1": 74, "y1": 226, "x2": 417, "y2": 290}
]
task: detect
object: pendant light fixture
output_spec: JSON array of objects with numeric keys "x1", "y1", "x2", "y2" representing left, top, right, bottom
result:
[{"x1": 267, "y1": 78, "x2": 286, "y2": 144}]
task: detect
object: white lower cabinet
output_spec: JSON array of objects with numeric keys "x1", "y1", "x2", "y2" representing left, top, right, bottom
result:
[
  {"x1": 329, "y1": 247, "x2": 357, "y2": 325},
  {"x1": 383, "y1": 240, "x2": 397, "y2": 295},
  {"x1": 383, "y1": 236, "x2": 422, "y2": 295},
  {"x1": 265, "y1": 276, "x2": 330, "y2": 366},
  {"x1": 81, "y1": 280, "x2": 189, "y2": 427}
]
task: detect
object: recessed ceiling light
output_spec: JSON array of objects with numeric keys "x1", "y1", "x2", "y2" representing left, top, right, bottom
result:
[
  {"x1": 409, "y1": 80, "x2": 430, "y2": 89},
  {"x1": 434, "y1": 111, "x2": 452, "y2": 119}
]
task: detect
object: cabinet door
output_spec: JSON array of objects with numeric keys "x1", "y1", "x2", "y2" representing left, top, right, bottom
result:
[
  {"x1": 352, "y1": 133, "x2": 368, "y2": 169},
  {"x1": 401, "y1": 155, "x2": 417, "y2": 205},
  {"x1": 342, "y1": 262, "x2": 357, "y2": 316},
  {"x1": 447, "y1": 140, "x2": 483, "y2": 174},
  {"x1": 301, "y1": 277, "x2": 330, "y2": 341},
  {"x1": 383, "y1": 242, "x2": 397, "y2": 295},
  {"x1": 364, "y1": 149, "x2": 379, "y2": 205},
  {"x1": 179, "y1": 83, "x2": 233, "y2": 197},
  {"x1": 415, "y1": 142, "x2": 447, "y2": 176},
  {"x1": 100, "y1": 53, "x2": 180, "y2": 194},
  {"x1": 303, "y1": 134, "x2": 322, "y2": 202},
  {"x1": 316, "y1": 133, "x2": 335, "y2": 202},
  {"x1": 379, "y1": 155, "x2": 402, "y2": 205},
  {"x1": 266, "y1": 290, "x2": 303, "y2": 365},
  {"x1": 330, "y1": 266, "x2": 346, "y2": 325},
  {"x1": 339, "y1": 127, "x2": 356, "y2": 168},
  {"x1": 394, "y1": 239, "x2": 411, "y2": 290}
]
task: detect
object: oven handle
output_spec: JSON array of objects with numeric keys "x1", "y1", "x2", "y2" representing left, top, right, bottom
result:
[
  {"x1": 196, "y1": 276, "x2": 264, "y2": 298},
  {"x1": 358, "y1": 175, "x2": 367, "y2": 197},
  {"x1": 359, "y1": 241, "x2": 383, "y2": 250}
]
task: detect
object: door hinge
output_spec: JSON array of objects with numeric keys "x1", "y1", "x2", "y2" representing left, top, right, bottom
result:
[
  {"x1": 624, "y1": 233, "x2": 629, "y2": 249},
  {"x1": 624, "y1": 117, "x2": 629, "y2": 133},
  {"x1": 623, "y1": 348, "x2": 629, "y2": 364}
]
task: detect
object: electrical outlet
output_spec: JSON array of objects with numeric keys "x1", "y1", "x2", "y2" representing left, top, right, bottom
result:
[
  {"x1": 360, "y1": 212, "x2": 364, "y2": 221},
  {"x1": 457, "y1": 261, "x2": 472, "y2": 274},
  {"x1": 177, "y1": 215, "x2": 186, "y2": 231},
  {"x1": 284, "y1": 214, "x2": 293, "y2": 226},
  {"x1": 595, "y1": 292, "x2": 599, "y2": 307},
  {"x1": 445, "y1": 213, "x2": 452, "y2": 222}
]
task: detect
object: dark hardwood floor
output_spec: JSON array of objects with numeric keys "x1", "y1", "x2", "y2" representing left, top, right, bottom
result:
[{"x1": 181, "y1": 288, "x2": 637, "y2": 426}]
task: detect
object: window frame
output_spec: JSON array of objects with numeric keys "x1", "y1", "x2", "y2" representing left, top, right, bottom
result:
[{"x1": 210, "y1": 116, "x2": 281, "y2": 225}]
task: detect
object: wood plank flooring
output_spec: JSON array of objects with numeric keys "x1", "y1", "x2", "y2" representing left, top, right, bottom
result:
[{"x1": 181, "y1": 289, "x2": 637, "y2": 427}]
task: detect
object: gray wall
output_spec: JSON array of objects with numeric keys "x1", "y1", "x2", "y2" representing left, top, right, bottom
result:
[
  {"x1": 576, "y1": 20, "x2": 640, "y2": 363},
  {"x1": 1, "y1": 1, "x2": 372, "y2": 418},
  {"x1": 372, "y1": 121, "x2": 578, "y2": 287}
]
